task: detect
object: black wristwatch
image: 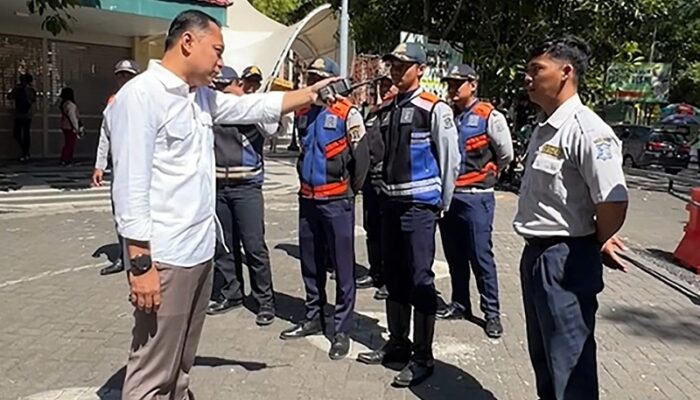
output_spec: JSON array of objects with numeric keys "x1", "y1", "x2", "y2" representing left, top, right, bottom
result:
[{"x1": 129, "y1": 254, "x2": 152, "y2": 275}]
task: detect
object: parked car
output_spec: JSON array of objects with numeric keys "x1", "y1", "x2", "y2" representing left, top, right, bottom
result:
[{"x1": 612, "y1": 124, "x2": 691, "y2": 174}]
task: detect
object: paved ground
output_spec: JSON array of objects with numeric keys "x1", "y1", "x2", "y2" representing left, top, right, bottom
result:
[{"x1": 1, "y1": 159, "x2": 699, "y2": 400}]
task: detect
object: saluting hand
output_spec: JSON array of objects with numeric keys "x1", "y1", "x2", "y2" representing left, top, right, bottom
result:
[{"x1": 601, "y1": 236, "x2": 628, "y2": 273}]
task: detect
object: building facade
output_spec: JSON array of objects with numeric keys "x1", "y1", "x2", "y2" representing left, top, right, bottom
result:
[{"x1": 0, "y1": 0, "x2": 230, "y2": 161}]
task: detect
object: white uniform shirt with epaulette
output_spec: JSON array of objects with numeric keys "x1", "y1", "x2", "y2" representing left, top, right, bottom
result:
[{"x1": 513, "y1": 94, "x2": 628, "y2": 238}]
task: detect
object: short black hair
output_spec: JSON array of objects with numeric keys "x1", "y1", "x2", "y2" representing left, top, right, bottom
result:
[
  {"x1": 528, "y1": 36, "x2": 591, "y2": 82},
  {"x1": 165, "y1": 10, "x2": 221, "y2": 51}
]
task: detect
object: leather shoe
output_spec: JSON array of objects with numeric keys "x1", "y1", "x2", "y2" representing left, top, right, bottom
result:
[
  {"x1": 255, "y1": 304, "x2": 276, "y2": 326},
  {"x1": 100, "y1": 260, "x2": 124, "y2": 276},
  {"x1": 279, "y1": 318, "x2": 324, "y2": 340},
  {"x1": 355, "y1": 275, "x2": 374, "y2": 289},
  {"x1": 357, "y1": 341, "x2": 411, "y2": 365},
  {"x1": 485, "y1": 316, "x2": 504, "y2": 339},
  {"x1": 206, "y1": 299, "x2": 243, "y2": 315},
  {"x1": 329, "y1": 332, "x2": 350, "y2": 360},
  {"x1": 392, "y1": 360, "x2": 434, "y2": 387},
  {"x1": 436, "y1": 302, "x2": 472, "y2": 320},
  {"x1": 373, "y1": 285, "x2": 389, "y2": 300}
]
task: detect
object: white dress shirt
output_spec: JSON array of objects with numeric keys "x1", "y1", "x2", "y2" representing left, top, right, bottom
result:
[{"x1": 104, "y1": 60, "x2": 283, "y2": 267}]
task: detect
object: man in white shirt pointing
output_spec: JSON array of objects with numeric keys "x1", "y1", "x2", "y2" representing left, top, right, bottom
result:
[{"x1": 104, "y1": 10, "x2": 338, "y2": 400}]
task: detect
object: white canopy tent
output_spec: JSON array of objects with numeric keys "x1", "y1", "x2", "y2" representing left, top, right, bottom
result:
[{"x1": 221, "y1": 0, "x2": 354, "y2": 89}]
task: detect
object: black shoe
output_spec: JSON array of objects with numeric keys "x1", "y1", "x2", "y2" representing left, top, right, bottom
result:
[
  {"x1": 485, "y1": 316, "x2": 503, "y2": 339},
  {"x1": 99, "y1": 260, "x2": 124, "y2": 276},
  {"x1": 355, "y1": 275, "x2": 374, "y2": 289},
  {"x1": 436, "y1": 302, "x2": 471, "y2": 320},
  {"x1": 357, "y1": 341, "x2": 411, "y2": 365},
  {"x1": 279, "y1": 318, "x2": 324, "y2": 340},
  {"x1": 329, "y1": 332, "x2": 350, "y2": 360},
  {"x1": 256, "y1": 303, "x2": 276, "y2": 326},
  {"x1": 373, "y1": 286, "x2": 389, "y2": 301},
  {"x1": 392, "y1": 360, "x2": 434, "y2": 387},
  {"x1": 206, "y1": 299, "x2": 243, "y2": 315}
]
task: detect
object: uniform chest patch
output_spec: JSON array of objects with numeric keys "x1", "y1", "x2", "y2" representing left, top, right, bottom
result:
[
  {"x1": 467, "y1": 115, "x2": 480, "y2": 127},
  {"x1": 324, "y1": 115, "x2": 338, "y2": 130},
  {"x1": 400, "y1": 108, "x2": 414, "y2": 124}
]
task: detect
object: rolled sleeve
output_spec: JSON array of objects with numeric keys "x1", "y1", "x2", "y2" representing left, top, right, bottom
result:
[
  {"x1": 487, "y1": 110, "x2": 515, "y2": 170},
  {"x1": 576, "y1": 129, "x2": 629, "y2": 204},
  {"x1": 431, "y1": 102, "x2": 461, "y2": 211},
  {"x1": 212, "y1": 90, "x2": 284, "y2": 125},
  {"x1": 108, "y1": 88, "x2": 157, "y2": 241}
]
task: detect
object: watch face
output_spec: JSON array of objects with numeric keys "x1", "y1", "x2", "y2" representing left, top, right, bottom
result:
[{"x1": 131, "y1": 255, "x2": 151, "y2": 271}]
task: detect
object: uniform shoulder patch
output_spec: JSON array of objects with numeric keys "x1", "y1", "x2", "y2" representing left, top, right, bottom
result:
[
  {"x1": 419, "y1": 91, "x2": 440, "y2": 104},
  {"x1": 473, "y1": 102, "x2": 494, "y2": 119},
  {"x1": 593, "y1": 137, "x2": 614, "y2": 161}
]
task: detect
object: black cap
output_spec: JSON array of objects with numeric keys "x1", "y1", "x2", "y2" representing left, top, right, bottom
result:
[
  {"x1": 241, "y1": 65, "x2": 263, "y2": 80},
  {"x1": 441, "y1": 64, "x2": 479, "y2": 82},
  {"x1": 382, "y1": 43, "x2": 427, "y2": 64}
]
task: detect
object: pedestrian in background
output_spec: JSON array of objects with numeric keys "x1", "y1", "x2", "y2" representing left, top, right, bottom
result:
[
  {"x1": 514, "y1": 36, "x2": 629, "y2": 400},
  {"x1": 59, "y1": 87, "x2": 81, "y2": 166},
  {"x1": 93, "y1": 59, "x2": 141, "y2": 276},
  {"x1": 7, "y1": 73, "x2": 37, "y2": 162}
]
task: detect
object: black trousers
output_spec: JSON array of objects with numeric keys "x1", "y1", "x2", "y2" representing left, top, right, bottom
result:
[
  {"x1": 13, "y1": 118, "x2": 31, "y2": 157},
  {"x1": 362, "y1": 181, "x2": 383, "y2": 285},
  {"x1": 520, "y1": 235, "x2": 602, "y2": 400},
  {"x1": 212, "y1": 183, "x2": 274, "y2": 307}
]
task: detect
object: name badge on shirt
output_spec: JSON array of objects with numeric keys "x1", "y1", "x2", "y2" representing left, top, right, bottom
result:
[
  {"x1": 324, "y1": 115, "x2": 338, "y2": 130},
  {"x1": 467, "y1": 115, "x2": 480, "y2": 127},
  {"x1": 400, "y1": 108, "x2": 414, "y2": 125},
  {"x1": 531, "y1": 154, "x2": 564, "y2": 175},
  {"x1": 298, "y1": 115, "x2": 308, "y2": 129}
]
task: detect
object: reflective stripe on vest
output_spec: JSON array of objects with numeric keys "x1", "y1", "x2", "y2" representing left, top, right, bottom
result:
[
  {"x1": 455, "y1": 101, "x2": 498, "y2": 189},
  {"x1": 379, "y1": 90, "x2": 442, "y2": 206}
]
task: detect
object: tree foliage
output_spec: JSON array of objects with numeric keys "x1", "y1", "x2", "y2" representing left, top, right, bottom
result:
[
  {"x1": 253, "y1": 0, "x2": 700, "y2": 105},
  {"x1": 26, "y1": 0, "x2": 79, "y2": 36}
]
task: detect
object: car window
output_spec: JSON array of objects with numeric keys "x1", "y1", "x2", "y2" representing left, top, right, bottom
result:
[
  {"x1": 631, "y1": 127, "x2": 652, "y2": 140},
  {"x1": 614, "y1": 126, "x2": 631, "y2": 139}
]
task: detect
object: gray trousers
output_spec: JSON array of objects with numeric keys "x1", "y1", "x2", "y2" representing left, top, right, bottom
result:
[{"x1": 121, "y1": 261, "x2": 213, "y2": 400}]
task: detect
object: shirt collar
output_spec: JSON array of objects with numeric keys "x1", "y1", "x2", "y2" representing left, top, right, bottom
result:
[
  {"x1": 538, "y1": 94, "x2": 582, "y2": 129},
  {"x1": 148, "y1": 60, "x2": 189, "y2": 95}
]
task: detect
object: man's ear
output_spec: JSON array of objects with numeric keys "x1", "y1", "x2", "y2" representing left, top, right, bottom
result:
[
  {"x1": 417, "y1": 64, "x2": 427, "y2": 77},
  {"x1": 181, "y1": 31, "x2": 196, "y2": 55},
  {"x1": 562, "y1": 64, "x2": 574, "y2": 81}
]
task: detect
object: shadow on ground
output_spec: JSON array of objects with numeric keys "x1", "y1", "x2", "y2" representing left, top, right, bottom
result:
[
  {"x1": 92, "y1": 243, "x2": 121, "y2": 264},
  {"x1": 622, "y1": 251, "x2": 700, "y2": 306},
  {"x1": 600, "y1": 304, "x2": 700, "y2": 344},
  {"x1": 410, "y1": 360, "x2": 498, "y2": 400},
  {"x1": 97, "y1": 356, "x2": 269, "y2": 398}
]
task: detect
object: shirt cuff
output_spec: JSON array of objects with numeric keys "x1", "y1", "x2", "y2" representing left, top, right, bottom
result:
[
  {"x1": 117, "y1": 218, "x2": 152, "y2": 242},
  {"x1": 264, "y1": 92, "x2": 285, "y2": 124}
]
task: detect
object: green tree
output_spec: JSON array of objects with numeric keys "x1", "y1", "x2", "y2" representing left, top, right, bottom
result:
[
  {"x1": 26, "y1": 0, "x2": 79, "y2": 36},
  {"x1": 249, "y1": 0, "x2": 327, "y2": 25}
]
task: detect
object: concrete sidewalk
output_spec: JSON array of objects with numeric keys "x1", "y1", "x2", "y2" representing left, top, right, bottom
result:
[{"x1": 0, "y1": 163, "x2": 698, "y2": 400}]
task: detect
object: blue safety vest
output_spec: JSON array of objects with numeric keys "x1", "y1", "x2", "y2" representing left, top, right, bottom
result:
[
  {"x1": 296, "y1": 100, "x2": 354, "y2": 200},
  {"x1": 378, "y1": 91, "x2": 442, "y2": 207}
]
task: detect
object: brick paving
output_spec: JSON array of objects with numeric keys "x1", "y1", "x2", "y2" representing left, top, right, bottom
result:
[{"x1": 1, "y1": 160, "x2": 699, "y2": 400}]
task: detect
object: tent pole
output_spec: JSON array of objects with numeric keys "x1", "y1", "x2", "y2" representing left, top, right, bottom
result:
[{"x1": 339, "y1": 0, "x2": 349, "y2": 77}]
